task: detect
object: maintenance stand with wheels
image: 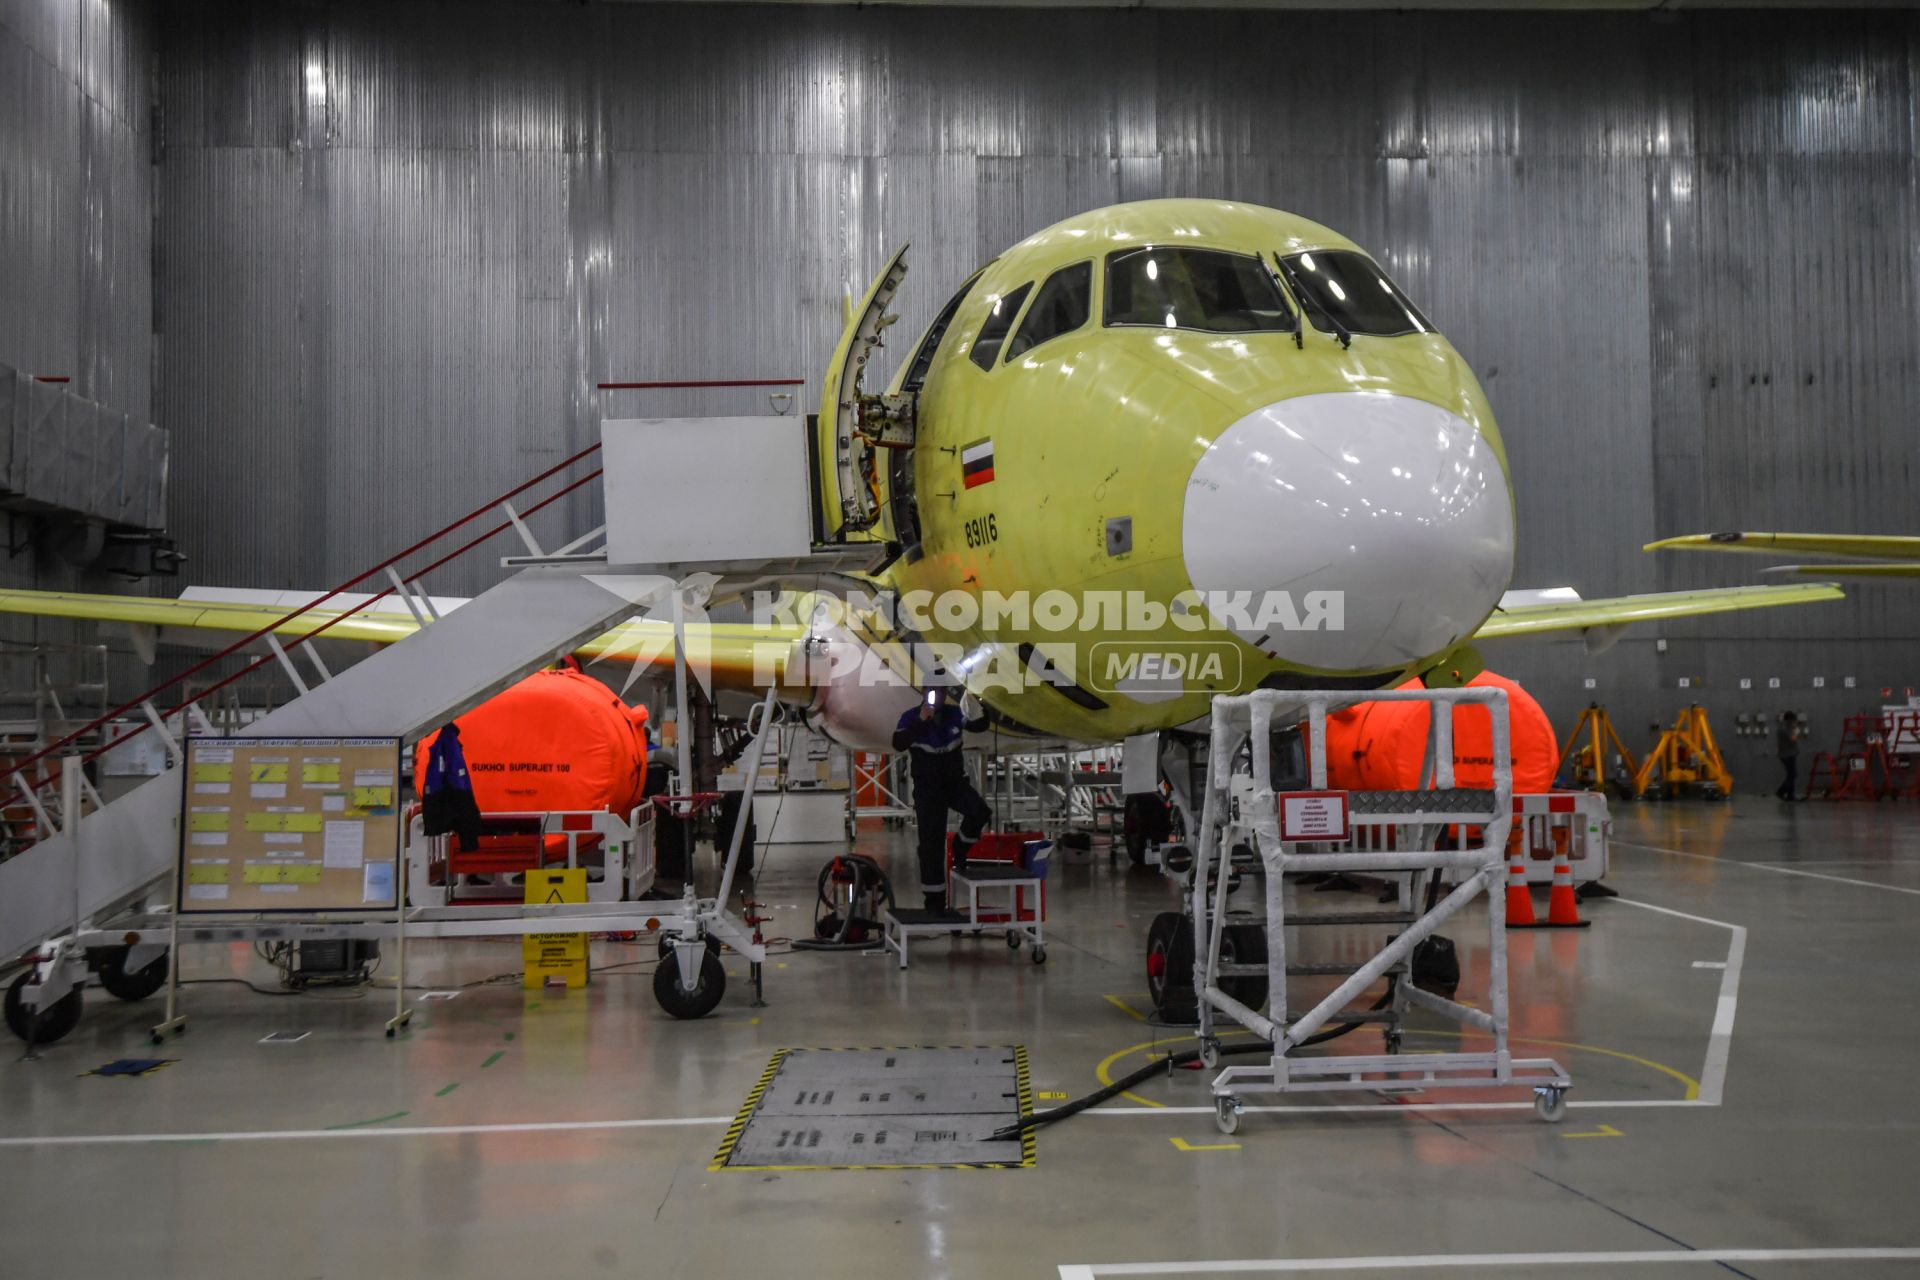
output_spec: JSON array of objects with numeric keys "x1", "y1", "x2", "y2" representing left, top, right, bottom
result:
[
  {"x1": 883, "y1": 862, "x2": 1047, "y2": 969},
  {"x1": 1190, "y1": 685, "x2": 1572, "y2": 1136}
]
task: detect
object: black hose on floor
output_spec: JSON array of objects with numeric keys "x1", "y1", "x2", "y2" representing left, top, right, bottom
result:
[{"x1": 987, "y1": 992, "x2": 1394, "y2": 1141}]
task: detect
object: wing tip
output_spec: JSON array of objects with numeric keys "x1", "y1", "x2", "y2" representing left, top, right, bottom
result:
[{"x1": 1643, "y1": 531, "x2": 1748, "y2": 553}]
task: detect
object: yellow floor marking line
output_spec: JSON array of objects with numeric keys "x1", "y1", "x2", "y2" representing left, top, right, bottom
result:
[
  {"x1": 1561, "y1": 1123, "x2": 1624, "y2": 1139},
  {"x1": 1094, "y1": 1030, "x2": 1256, "y2": 1109},
  {"x1": 1102, "y1": 994, "x2": 1149, "y2": 1023},
  {"x1": 1168, "y1": 1137, "x2": 1240, "y2": 1153}
]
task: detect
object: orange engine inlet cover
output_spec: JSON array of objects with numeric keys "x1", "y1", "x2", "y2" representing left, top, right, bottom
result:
[
  {"x1": 415, "y1": 668, "x2": 650, "y2": 817},
  {"x1": 1309, "y1": 670, "x2": 1558, "y2": 794}
]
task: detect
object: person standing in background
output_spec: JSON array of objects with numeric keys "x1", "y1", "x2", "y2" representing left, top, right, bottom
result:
[{"x1": 1775, "y1": 711, "x2": 1804, "y2": 801}]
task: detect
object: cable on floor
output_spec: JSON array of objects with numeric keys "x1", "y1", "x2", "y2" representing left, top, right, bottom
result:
[{"x1": 985, "y1": 991, "x2": 1394, "y2": 1141}]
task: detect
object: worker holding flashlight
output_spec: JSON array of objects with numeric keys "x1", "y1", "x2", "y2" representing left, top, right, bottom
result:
[{"x1": 892, "y1": 685, "x2": 992, "y2": 914}]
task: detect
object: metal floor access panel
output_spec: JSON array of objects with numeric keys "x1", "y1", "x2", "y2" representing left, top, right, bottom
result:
[{"x1": 712, "y1": 1047, "x2": 1036, "y2": 1171}]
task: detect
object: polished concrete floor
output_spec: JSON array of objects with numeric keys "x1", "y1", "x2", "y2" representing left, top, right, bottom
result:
[{"x1": 3, "y1": 797, "x2": 1919, "y2": 1278}]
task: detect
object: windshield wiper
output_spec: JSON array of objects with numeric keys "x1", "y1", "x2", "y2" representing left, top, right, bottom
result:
[{"x1": 1275, "y1": 255, "x2": 1352, "y2": 350}]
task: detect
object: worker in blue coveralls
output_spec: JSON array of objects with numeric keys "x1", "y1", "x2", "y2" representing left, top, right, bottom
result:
[{"x1": 893, "y1": 686, "x2": 992, "y2": 914}]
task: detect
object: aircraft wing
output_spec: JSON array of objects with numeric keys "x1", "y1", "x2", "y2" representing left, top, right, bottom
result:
[
  {"x1": 0, "y1": 588, "x2": 800, "y2": 689},
  {"x1": 1473, "y1": 581, "x2": 1844, "y2": 643},
  {"x1": 1761, "y1": 564, "x2": 1920, "y2": 579},
  {"x1": 0, "y1": 589, "x2": 420, "y2": 644},
  {"x1": 1645, "y1": 532, "x2": 1920, "y2": 562}
]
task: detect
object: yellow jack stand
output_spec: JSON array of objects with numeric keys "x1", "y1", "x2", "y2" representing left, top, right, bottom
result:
[
  {"x1": 1632, "y1": 705, "x2": 1732, "y2": 800},
  {"x1": 1556, "y1": 703, "x2": 1639, "y2": 796}
]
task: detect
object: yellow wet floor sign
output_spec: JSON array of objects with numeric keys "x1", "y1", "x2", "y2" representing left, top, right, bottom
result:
[{"x1": 524, "y1": 868, "x2": 589, "y2": 989}]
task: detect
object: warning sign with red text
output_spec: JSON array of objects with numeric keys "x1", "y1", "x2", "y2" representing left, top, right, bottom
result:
[{"x1": 1278, "y1": 790, "x2": 1350, "y2": 842}]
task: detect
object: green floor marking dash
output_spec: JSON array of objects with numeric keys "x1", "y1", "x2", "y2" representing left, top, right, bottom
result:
[
  {"x1": 435, "y1": 1083, "x2": 459, "y2": 1097},
  {"x1": 327, "y1": 1110, "x2": 410, "y2": 1130},
  {"x1": 480, "y1": 1050, "x2": 505, "y2": 1069}
]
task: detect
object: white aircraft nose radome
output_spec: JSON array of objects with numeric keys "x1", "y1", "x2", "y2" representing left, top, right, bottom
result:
[{"x1": 1181, "y1": 391, "x2": 1514, "y2": 673}]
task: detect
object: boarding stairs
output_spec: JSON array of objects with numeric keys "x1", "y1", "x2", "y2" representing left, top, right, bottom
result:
[{"x1": 1, "y1": 419, "x2": 867, "y2": 963}]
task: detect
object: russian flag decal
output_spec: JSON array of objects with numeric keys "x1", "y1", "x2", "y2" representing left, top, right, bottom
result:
[{"x1": 962, "y1": 438, "x2": 995, "y2": 489}]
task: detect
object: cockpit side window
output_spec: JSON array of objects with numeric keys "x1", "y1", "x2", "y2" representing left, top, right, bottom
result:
[
  {"x1": 903, "y1": 269, "x2": 985, "y2": 392},
  {"x1": 1278, "y1": 250, "x2": 1431, "y2": 338},
  {"x1": 968, "y1": 282, "x2": 1034, "y2": 371},
  {"x1": 1104, "y1": 247, "x2": 1294, "y2": 335},
  {"x1": 1004, "y1": 261, "x2": 1092, "y2": 362}
]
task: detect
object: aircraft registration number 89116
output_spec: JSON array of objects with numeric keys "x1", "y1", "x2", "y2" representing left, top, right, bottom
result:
[{"x1": 964, "y1": 514, "x2": 999, "y2": 548}]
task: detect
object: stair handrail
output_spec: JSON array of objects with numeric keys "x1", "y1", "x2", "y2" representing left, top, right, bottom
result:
[{"x1": 12, "y1": 443, "x2": 605, "y2": 785}]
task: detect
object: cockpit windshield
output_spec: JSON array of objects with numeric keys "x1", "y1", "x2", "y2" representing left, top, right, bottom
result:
[
  {"x1": 1277, "y1": 250, "x2": 1431, "y2": 338},
  {"x1": 1103, "y1": 247, "x2": 1295, "y2": 334}
]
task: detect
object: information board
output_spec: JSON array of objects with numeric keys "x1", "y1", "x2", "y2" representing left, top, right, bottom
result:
[{"x1": 178, "y1": 737, "x2": 403, "y2": 913}]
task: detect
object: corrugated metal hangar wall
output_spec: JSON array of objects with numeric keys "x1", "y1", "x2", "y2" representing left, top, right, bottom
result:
[
  {"x1": 0, "y1": 0, "x2": 156, "y2": 708},
  {"x1": 5, "y1": 0, "x2": 1918, "y2": 780}
]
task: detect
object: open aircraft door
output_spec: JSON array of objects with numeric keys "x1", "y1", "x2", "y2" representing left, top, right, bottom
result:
[{"x1": 813, "y1": 244, "x2": 914, "y2": 543}]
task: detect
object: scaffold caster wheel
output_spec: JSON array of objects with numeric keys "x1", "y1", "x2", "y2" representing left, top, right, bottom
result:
[
  {"x1": 1214, "y1": 1096, "x2": 1241, "y2": 1135},
  {"x1": 1384, "y1": 1029, "x2": 1403, "y2": 1055},
  {"x1": 1031, "y1": 946, "x2": 1047, "y2": 966},
  {"x1": 1199, "y1": 1038, "x2": 1221, "y2": 1069},
  {"x1": 1006, "y1": 930, "x2": 1021, "y2": 950},
  {"x1": 1533, "y1": 1086, "x2": 1568, "y2": 1123}
]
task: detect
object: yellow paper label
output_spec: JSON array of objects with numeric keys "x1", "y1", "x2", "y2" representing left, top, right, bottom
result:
[
  {"x1": 249, "y1": 763, "x2": 290, "y2": 783},
  {"x1": 242, "y1": 862, "x2": 322, "y2": 884},
  {"x1": 189, "y1": 811, "x2": 230, "y2": 832},
  {"x1": 303, "y1": 763, "x2": 341, "y2": 784},
  {"x1": 352, "y1": 786, "x2": 394, "y2": 807},
  {"x1": 192, "y1": 763, "x2": 233, "y2": 783},
  {"x1": 187, "y1": 863, "x2": 229, "y2": 884},
  {"x1": 283, "y1": 813, "x2": 323, "y2": 833}
]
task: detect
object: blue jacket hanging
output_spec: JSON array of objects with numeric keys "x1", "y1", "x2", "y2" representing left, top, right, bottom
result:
[{"x1": 421, "y1": 722, "x2": 483, "y2": 852}]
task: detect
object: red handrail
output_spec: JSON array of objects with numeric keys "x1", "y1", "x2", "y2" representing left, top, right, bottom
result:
[
  {"x1": 12, "y1": 444, "x2": 604, "y2": 782},
  {"x1": 597, "y1": 378, "x2": 802, "y2": 390}
]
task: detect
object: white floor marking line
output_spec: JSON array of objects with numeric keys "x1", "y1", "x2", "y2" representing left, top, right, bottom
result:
[
  {"x1": 1746, "y1": 857, "x2": 1920, "y2": 870},
  {"x1": 1613, "y1": 896, "x2": 1743, "y2": 1107},
  {"x1": 2, "y1": 1097, "x2": 1716, "y2": 1148},
  {"x1": 1619, "y1": 839, "x2": 1920, "y2": 898},
  {"x1": 0, "y1": 1115, "x2": 735, "y2": 1148},
  {"x1": 1057, "y1": 1247, "x2": 1920, "y2": 1275},
  {"x1": 1692, "y1": 961, "x2": 1726, "y2": 970},
  {"x1": 1087, "y1": 1099, "x2": 1705, "y2": 1117}
]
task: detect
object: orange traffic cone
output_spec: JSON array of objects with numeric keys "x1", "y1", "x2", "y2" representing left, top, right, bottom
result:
[
  {"x1": 1514, "y1": 830, "x2": 1589, "y2": 930},
  {"x1": 1539, "y1": 834, "x2": 1590, "y2": 929},
  {"x1": 1503, "y1": 828, "x2": 1538, "y2": 927}
]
